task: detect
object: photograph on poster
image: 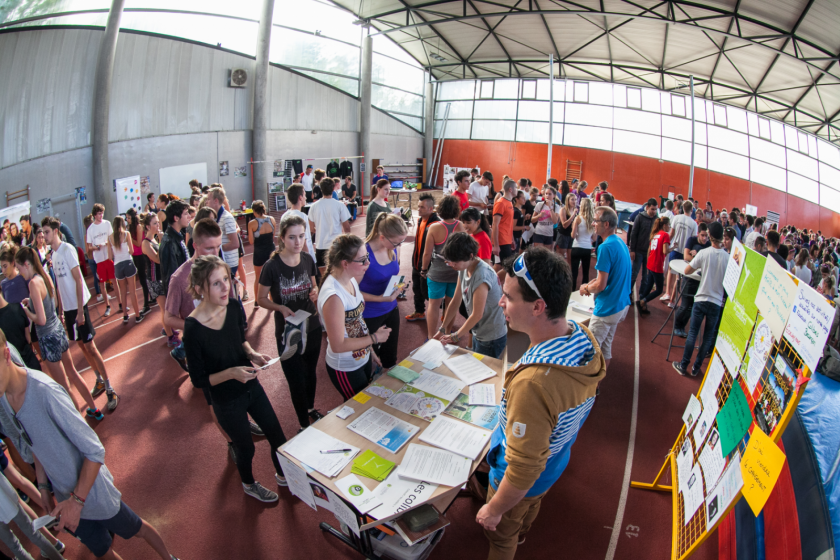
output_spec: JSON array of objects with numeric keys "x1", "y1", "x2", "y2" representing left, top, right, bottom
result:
[
  {"x1": 234, "y1": 166, "x2": 247, "y2": 177},
  {"x1": 219, "y1": 161, "x2": 229, "y2": 176}
]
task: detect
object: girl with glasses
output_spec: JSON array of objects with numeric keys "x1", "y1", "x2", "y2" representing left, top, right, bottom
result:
[
  {"x1": 359, "y1": 214, "x2": 408, "y2": 370},
  {"x1": 318, "y1": 235, "x2": 392, "y2": 399}
]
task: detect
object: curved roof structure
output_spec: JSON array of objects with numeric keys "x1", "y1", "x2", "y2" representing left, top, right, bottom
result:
[{"x1": 332, "y1": 0, "x2": 840, "y2": 143}]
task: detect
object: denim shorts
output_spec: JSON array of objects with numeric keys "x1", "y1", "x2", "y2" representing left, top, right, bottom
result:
[
  {"x1": 532, "y1": 233, "x2": 554, "y2": 245},
  {"x1": 72, "y1": 501, "x2": 143, "y2": 557},
  {"x1": 38, "y1": 330, "x2": 69, "y2": 363},
  {"x1": 427, "y1": 278, "x2": 456, "y2": 300},
  {"x1": 668, "y1": 250, "x2": 683, "y2": 263},
  {"x1": 555, "y1": 234, "x2": 573, "y2": 249}
]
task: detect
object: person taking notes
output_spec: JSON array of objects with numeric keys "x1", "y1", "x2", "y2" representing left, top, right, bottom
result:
[{"x1": 476, "y1": 248, "x2": 605, "y2": 560}]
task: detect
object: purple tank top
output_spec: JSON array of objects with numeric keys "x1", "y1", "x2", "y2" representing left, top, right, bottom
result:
[{"x1": 359, "y1": 243, "x2": 400, "y2": 318}]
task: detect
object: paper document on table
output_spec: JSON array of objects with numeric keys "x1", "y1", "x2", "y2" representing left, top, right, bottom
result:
[
  {"x1": 282, "y1": 427, "x2": 360, "y2": 478},
  {"x1": 368, "y1": 472, "x2": 438, "y2": 520},
  {"x1": 346, "y1": 407, "x2": 419, "y2": 454},
  {"x1": 444, "y1": 353, "x2": 497, "y2": 385},
  {"x1": 568, "y1": 300, "x2": 594, "y2": 315},
  {"x1": 329, "y1": 488, "x2": 361, "y2": 536},
  {"x1": 335, "y1": 474, "x2": 383, "y2": 514},
  {"x1": 382, "y1": 275, "x2": 406, "y2": 297},
  {"x1": 409, "y1": 369, "x2": 466, "y2": 402},
  {"x1": 384, "y1": 384, "x2": 451, "y2": 422},
  {"x1": 418, "y1": 416, "x2": 491, "y2": 460},
  {"x1": 469, "y1": 384, "x2": 496, "y2": 406},
  {"x1": 410, "y1": 340, "x2": 455, "y2": 365},
  {"x1": 276, "y1": 453, "x2": 317, "y2": 510},
  {"x1": 398, "y1": 444, "x2": 472, "y2": 487},
  {"x1": 444, "y1": 394, "x2": 500, "y2": 430},
  {"x1": 676, "y1": 438, "x2": 694, "y2": 490},
  {"x1": 32, "y1": 516, "x2": 56, "y2": 532},
  {"x1": 285, "y1": 309, "x2": 311, "y2": 326}
]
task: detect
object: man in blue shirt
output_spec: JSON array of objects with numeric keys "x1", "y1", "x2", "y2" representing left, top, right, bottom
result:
[{"x1": 580, "y1": 207, "x2": 631, "y2": 369}]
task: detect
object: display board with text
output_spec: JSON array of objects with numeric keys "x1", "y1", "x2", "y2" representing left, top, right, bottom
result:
[{"x1": 631, "y1": 246, "x2": 835, "y2": 560}]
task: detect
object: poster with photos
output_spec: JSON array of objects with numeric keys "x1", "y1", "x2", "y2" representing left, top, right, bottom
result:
[
  {"x1": 234, "y1": 166, "x2": 247, "y2": 178},
  {"x1": 219, "y1": 161, "x2": 229, "y2": 176}
]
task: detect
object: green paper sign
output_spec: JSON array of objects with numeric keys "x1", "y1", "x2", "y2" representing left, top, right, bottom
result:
[
  {"x1": 733, "y1": 248, "x2": 765, "y2": 320},
  {"x1": 716, "y1": 383, "x2": 753, "y2": 457}
]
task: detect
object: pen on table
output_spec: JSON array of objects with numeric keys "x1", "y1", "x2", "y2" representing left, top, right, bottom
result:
[{"x1": 320, "y1": 449, "x2": 352, "y2": 454}]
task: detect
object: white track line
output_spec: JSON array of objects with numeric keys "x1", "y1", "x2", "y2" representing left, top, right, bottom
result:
[
  {"x1": 604, "y1": 291, "x2": 641, "y2": 560},
  {"x1": 77, "y1": 335, "x2": 166, "y2": 374}
]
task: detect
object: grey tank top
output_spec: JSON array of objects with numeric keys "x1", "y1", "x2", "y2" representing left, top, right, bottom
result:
[
  {"x1": 29, "y1": 285, "x2": 62, "y2": 338},
  {"x1": 428, "y1": 220, "x2": 460, "y2": 284}
]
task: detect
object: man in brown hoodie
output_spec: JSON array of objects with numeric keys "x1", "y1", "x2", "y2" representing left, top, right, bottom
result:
[{"x1": 476, "y1": 247, "x2": 606, "y2": 559}]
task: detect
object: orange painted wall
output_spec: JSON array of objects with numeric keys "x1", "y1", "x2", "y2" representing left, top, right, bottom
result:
[{"x1": 434, "y1": 139, "x2": 839, "y2": 236}]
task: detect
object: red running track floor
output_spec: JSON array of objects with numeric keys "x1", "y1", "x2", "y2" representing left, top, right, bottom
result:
[{"x1": 16, "y1": 220, "x2": 718, "y2": 560}]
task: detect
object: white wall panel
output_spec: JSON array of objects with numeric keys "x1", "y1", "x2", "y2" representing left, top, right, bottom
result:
[
  {"x1": 707, "y1": 126, "x2": 748, "y2": 156},
  {"x1": 662, "y1": 115, "x2": 691, "y2": 141},
  {"x1": 471, "y1": 120, "x2": 515, "y2": 141},
  {"x1": 787, "y1": 171, "x2": 819, "y2": 204},
  {"x1": 822, "y1": 185, "x2": 840, "y2": 214},
  {"x1": 662, "y1": 138, "x2": 691, "y2": 165},
  {"x1": 750, "y1": 160, "x2": 786, "y2": 192},
  {"x1": 614, "y1": 108, "x2": 660, "y2": 135},
  {"x1": 613, "y1": 130, "x2": 660, "y2": 159},
  {"x1": 819, "y1": 162, "x2": 840, "y2": 190},
  {"x1": 565, "y1": 103, "x2": 612, "y2": 128},
  {"x1": 708, "y1": 147, "x2": 749, "y2": 180},
  {"x1": 0, "y1": 29, "x2": 100, "y2": 168},
  {"x1": 564, "y1": 125, "x2": 611, "y2": 151},
  {"x1": 516, "y1": 121, "x2": 550, "y2": 143},
  {"x1": 749, "y1": 136, "x2": 786, "y2": 166},
  {"x1": 786, "y1": 149, "x2": 818, "y2": 181}
]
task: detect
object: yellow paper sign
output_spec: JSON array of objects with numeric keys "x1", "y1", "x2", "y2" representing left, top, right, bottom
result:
[
  {"x1": 739, "y1": 428, "x2": 786, "y2": 516},
  {"x1": 472, "y1": 353, "x2": 484, "y2": 360},
  {"x1": 399, "y1": 360, "x2": 414, "y2": 368},
  {"x1": 352, "y1": 392, "x2": 371, "y2": 404}
]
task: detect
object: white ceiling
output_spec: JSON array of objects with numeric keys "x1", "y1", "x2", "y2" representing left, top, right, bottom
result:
[{"x1": 333, "y1": 0, "x2": 840, "y2": 143}]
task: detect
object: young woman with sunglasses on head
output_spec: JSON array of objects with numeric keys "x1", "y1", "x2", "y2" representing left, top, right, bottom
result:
[
  {"x1": 359, "y1": 214, "x2": 408, "y2": 370},
  {"x1": 318, "y1": 235, "x2": 392, "y2": 399}
]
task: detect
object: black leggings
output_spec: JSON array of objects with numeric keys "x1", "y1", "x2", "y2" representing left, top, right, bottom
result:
[
  {"x1": 639, "y1": 270, "x2": 665, "y2": 303},
  {"x1": 570, "y1": 247, "x2": 592, "y2": 289},
  {"x1": 211, "y1": 382, "x2": 287, "y2": 484},
  {"x1": 132, "y1": 253, "x2": 150, "y2": 306},
  {"x1": 278, "y1": 327, "x2": 322, "y2": 429},
  {"x1": 363, "y1": 307, "x2": 400, "y2": 369},
  {"x1": 327, "y1": 360, "x2": 372, "y2": 400}
]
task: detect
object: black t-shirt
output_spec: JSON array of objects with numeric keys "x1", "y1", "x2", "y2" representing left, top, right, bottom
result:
[
  {"x1": 513, "y1": 206, "x2": 524, "y2": 239},
  {"x1": 522, "y1": 200, "x2": 535, "y2": 221},
  {"x1": 312, "y1": 185, "x2": 323, "y2": 201},
  {"x1": 685, "y1": 236, "x2": 711, "y2": 258},
  {"x1": 259, "y1": 253, "x2": 319, "y2": 331},
  {"x1": 342, "y1": 183, "x2": 357, "y2": 200},
  {"x1": 0, "y1": 304, "x2": 39, "y2": 370},
  {"x1": 763, "y1": 251, "x2": 787, "y2": 268},
  {"x1": 184, "y1": 300, "x2": 255, "y2": 404}
]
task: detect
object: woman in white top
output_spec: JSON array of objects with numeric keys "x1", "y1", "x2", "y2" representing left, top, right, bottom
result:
[
  {"x1": 109, "y1": 216, "x2": 144, "y2": 325},
  {"x1": 317, "y1": 234, "x2": 392, "y2": 399},
  {"x1": 570, "y1": 198, "x2": 597, "y2": 289},
  {"x1": 529, "y1": 186, "x2": 560, "y2": 248},
  {"x1": 793, "y1": 249, "x2": 812, "y2": 285}
]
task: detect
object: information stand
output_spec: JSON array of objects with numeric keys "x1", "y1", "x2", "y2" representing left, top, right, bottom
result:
[
  {"x1": 630, "y1": 246, "x2": 835, "y2": 560},
  {"x1": 277, "y1": 348, "x2": 506, "y2": 558}
]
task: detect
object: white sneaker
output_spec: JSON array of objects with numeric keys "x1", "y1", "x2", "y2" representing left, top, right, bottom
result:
[
  {"x1": 96, "y1": 294, "x2": 103, "y2": 302},
  {"x1": 243, "y1": 481, "x2": 278, "y2": 502},
  {"x1": 275, "y1": 473, "x2": 288, "y2": 487},
  {"x1": 659, "y1": 294, "x2": 670, "y2": 301}
]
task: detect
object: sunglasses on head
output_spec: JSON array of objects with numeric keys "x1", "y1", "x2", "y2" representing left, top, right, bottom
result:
[{"x1": 512, "y1": 254, "x2": 544, "y2": 300}]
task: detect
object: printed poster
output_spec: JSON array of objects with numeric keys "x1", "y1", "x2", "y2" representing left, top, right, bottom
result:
[
  {"x1": 273, "y1": 159, "x2": 284, "y2": 177},
  {"x1": 444, "y1": 393, "x2": 500, "y2": 430},
  {"x1": 783, "y1": 281, "x2": 836, "y2": 373},
  {"x1": 741, "y1": 316, "x2": 773, "y2": 393},
  {"x1": 706, "y1": 451, "x2": 743, "y2": 528},
  {"x1": 753, "y1": 353, "x2": 796, "y2": 436},
  {"x1": 716, "y1": 300, "x2": 754, "y2": 375},
  {"x1": 723, "y1": 237, "x2": 746, "y2": 299},
  {"x1": 114, "y1": 175, "x2": 141, "y2": 215},
  {"x1": 755, "y1": 257, "x2": 797, "y2": 340},
  {"x1": 733, "y1": 248, "x2": 765, "y2": 320},
  {"x1": 219, "y1": 161, "x2": 229, "y2": 176},
  {"x1": 384, "y1": 385, "x2": 450, "y2": 422},
  {"x1": 234, "y1": 166, "x2": 247, "y2": 178}
]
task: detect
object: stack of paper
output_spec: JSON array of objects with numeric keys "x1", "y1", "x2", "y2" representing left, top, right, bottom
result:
[
  {"x1": 387, "y1": 365, "x2": 420, "y2": 383},
  {"x1": 418, "y1": 416, "x2": 492, "y2": 460},
  {"x1": 443, "y1": 353, "x2": 497, "y2": 385},
  {"x1": 352, "y1": 450, "x2": 395, "y2": 481},
  {"x1": 410, "y1": 340, "x2": 457, "y2": 368},
  {"x1": 282, "y1": 427, "x2": 360, "y2": 478},
  {"x1": 398, "y1": 444, "x2": 472, "y2": 487},
  {"x1": 409, "y1": 369, "x2": 465, "y2": 401},
  {"x1": 335, "y1": 474, "x2": 382, "y2": 514}
]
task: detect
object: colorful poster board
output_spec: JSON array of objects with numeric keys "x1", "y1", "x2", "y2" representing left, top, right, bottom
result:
[
  {"x1": 114, "y1": 175, "x2": 141, "y2": 215},
  {"x1": 755, "y1": 257, "x2": 797, "y2": 340},
  {"x1": 783, "y1": 281, "x2": 837, "y2": 372}
]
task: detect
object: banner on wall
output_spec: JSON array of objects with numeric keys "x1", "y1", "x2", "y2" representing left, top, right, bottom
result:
[
  {"x1": 0, "y1": 201, "x2": 31, "y2": 230},
  {"x1": 442, "y1": 165, "x2": 479, "y2": 193},
  {"x1": 114, "y1": 176, "x2": 142, "y2": 215},
  {"x1": 745, "y1": 204, "x2": 758, "y2": 216}
]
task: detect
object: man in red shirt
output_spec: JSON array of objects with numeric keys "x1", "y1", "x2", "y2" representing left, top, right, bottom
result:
[
  {"x1": 453, "y1": 170, "x2": 471, "y2": 212},
  {"x1": 595, "y1": 181, "x2": 609, "y2": 206},
  {"x1": 492, "y1": 180, "x2": 517, "y2": 273}
]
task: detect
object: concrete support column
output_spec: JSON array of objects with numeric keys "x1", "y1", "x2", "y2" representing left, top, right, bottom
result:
[
  {"x1": 91, "y1": 0, "x2": 125, "y2": 218},
  {"x1": 360, "y1": 33, "x2": 373, "y2": 199},
  {"x1": 252, "y1": 0, "x2": 275, "y2": 199},
  {"x1": 424, "y1": 80, "x2": 434, "y2": 185}
]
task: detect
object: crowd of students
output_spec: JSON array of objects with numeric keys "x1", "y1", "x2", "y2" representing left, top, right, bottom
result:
[{"x1": 1, "y1": 164, "x2": 838, "y2": 559}]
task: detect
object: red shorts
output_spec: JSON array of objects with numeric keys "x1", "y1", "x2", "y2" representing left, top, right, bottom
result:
[{"x1": 96, "y1": 259, "x2": 115, "y2": 282}]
